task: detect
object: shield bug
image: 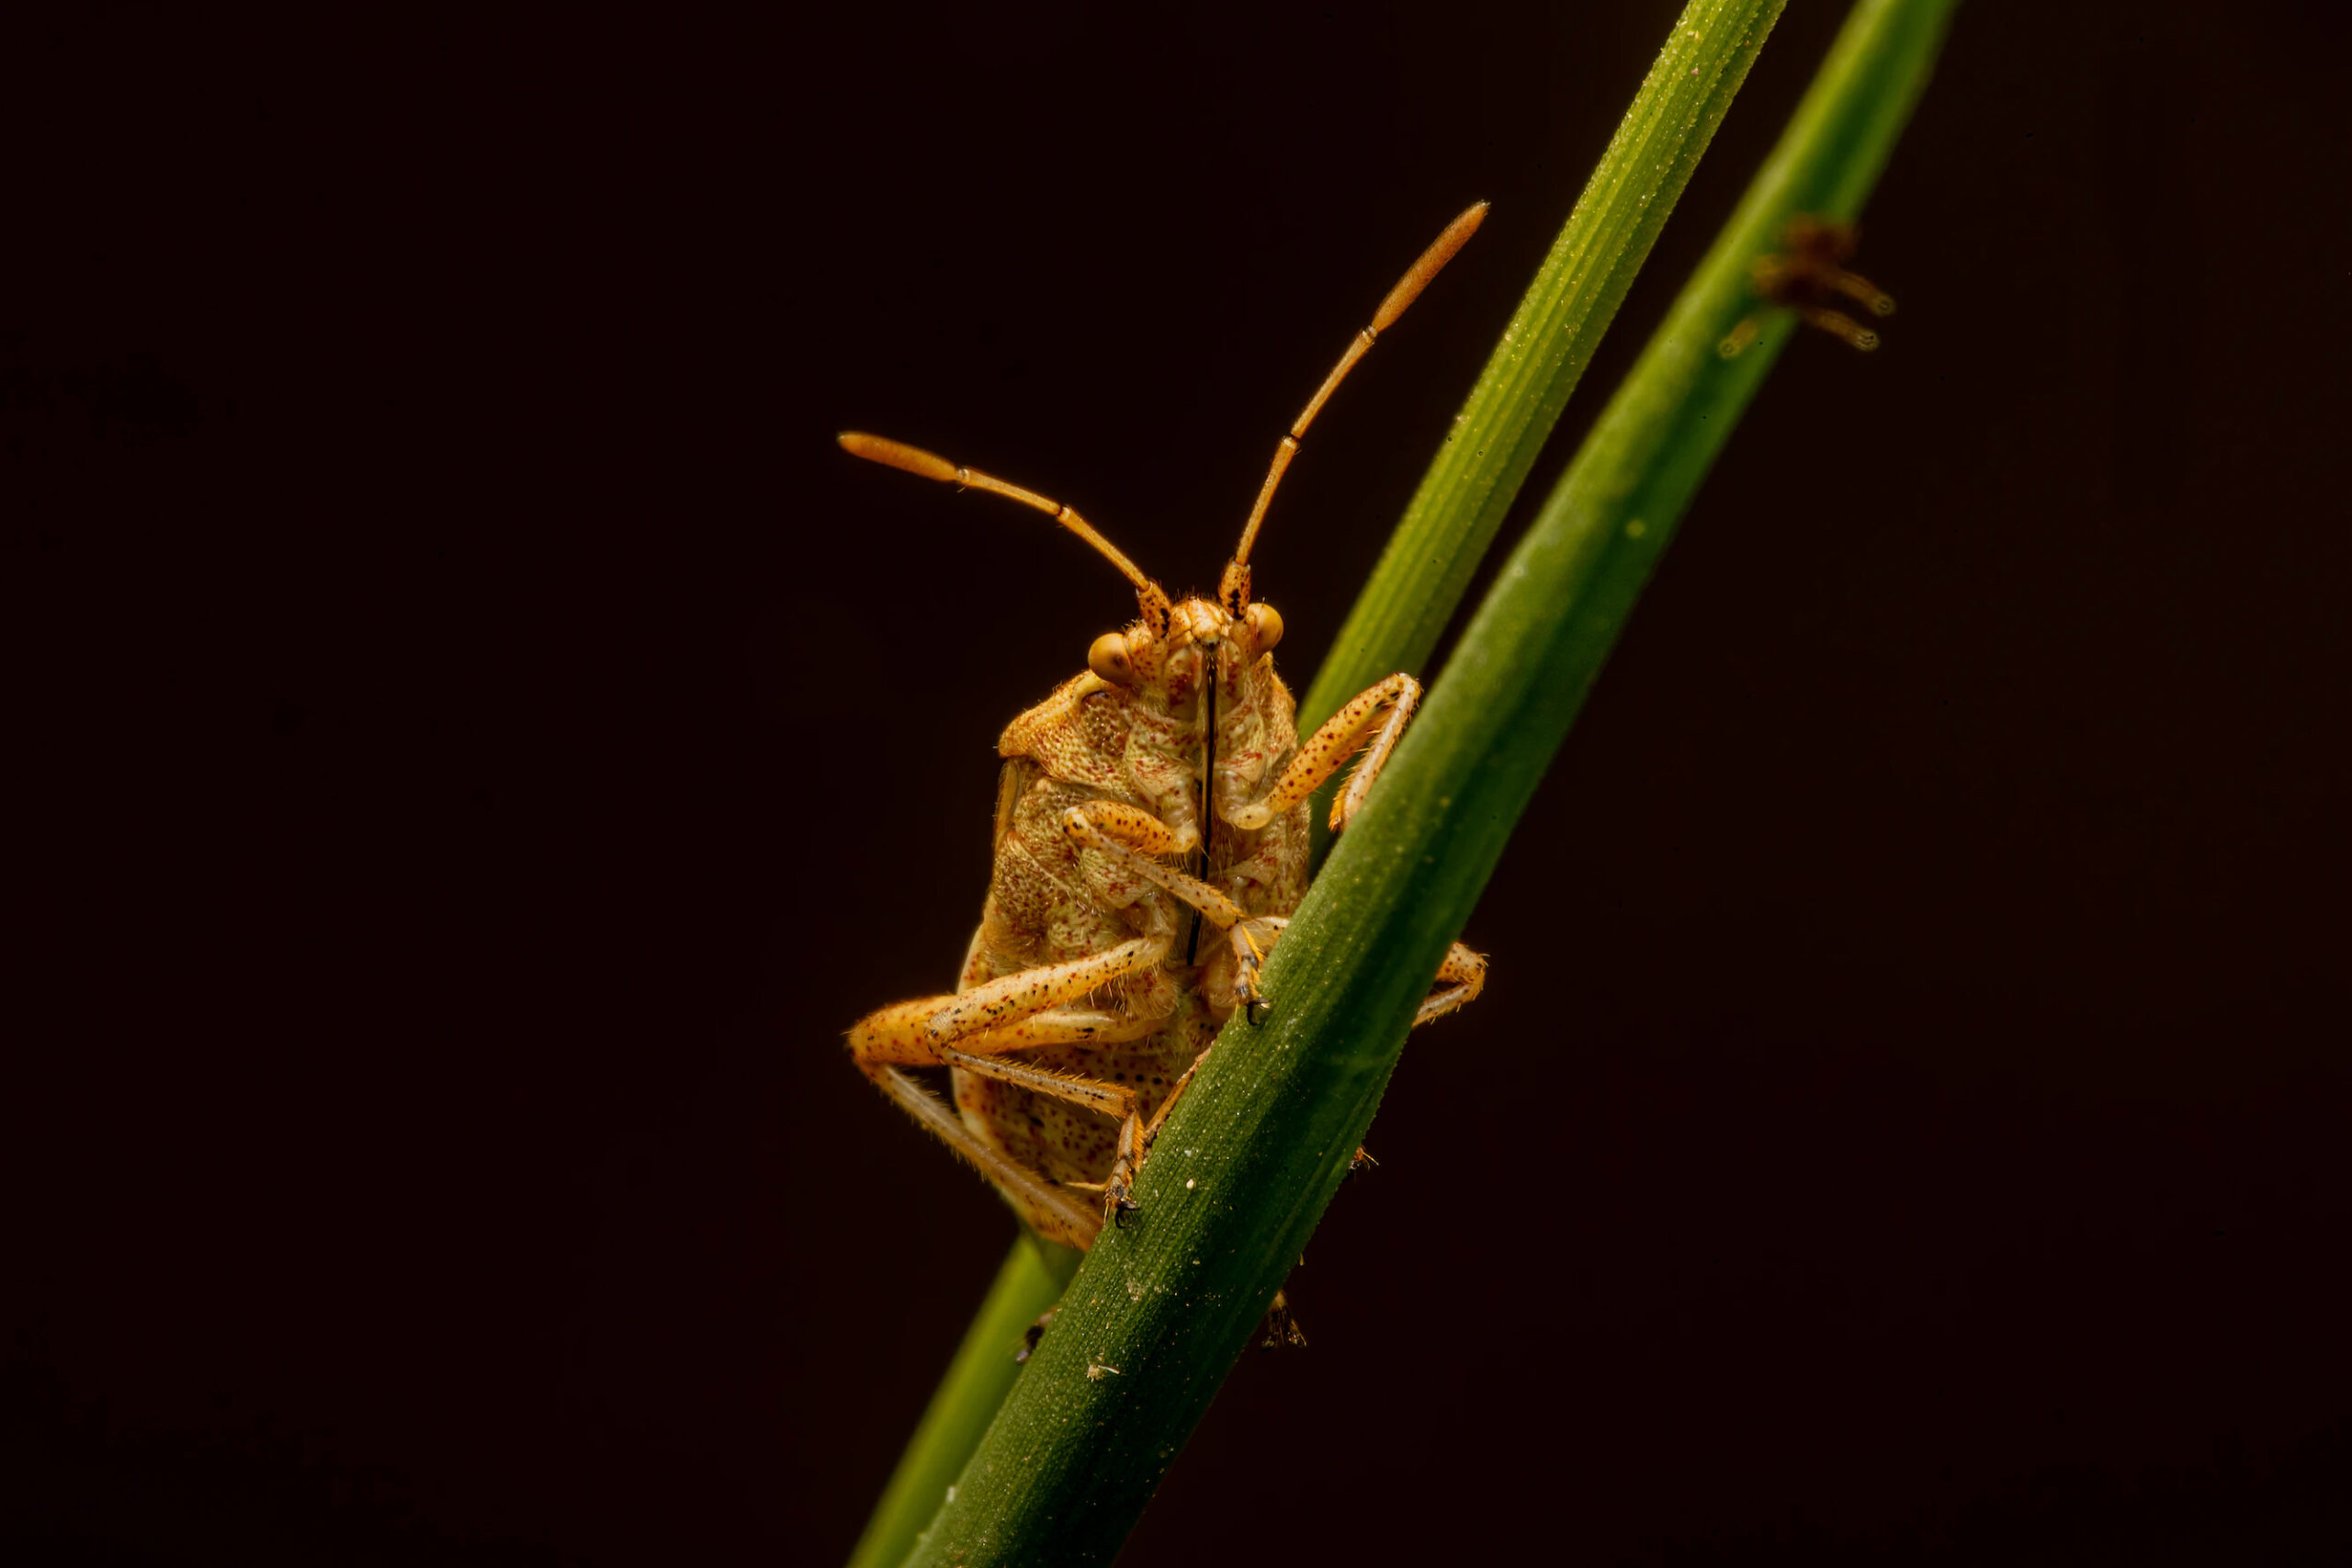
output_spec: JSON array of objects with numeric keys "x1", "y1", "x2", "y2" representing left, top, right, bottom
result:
[{"x1": 842, "y1": 204, "x2": 1492, "y2": 1253}]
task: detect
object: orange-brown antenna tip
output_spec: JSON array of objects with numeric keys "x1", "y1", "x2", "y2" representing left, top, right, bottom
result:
[
  {"x1": 837, "y1": 431, "x2": 960, "y2": 484},
  {"x1": 840, "y1": 432, "x2": 1167, "y2": 609},
  {"x1": 1231, "y1": 202, "x2": 1490, "y2": 570},
  {"x1": 1370, "y1": 201, "x2": 1488, "y2": 333}
]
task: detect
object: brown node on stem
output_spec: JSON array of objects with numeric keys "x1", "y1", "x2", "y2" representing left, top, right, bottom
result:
[{"x1": 1720, "y1": 213, "x2": 1896, "y2": 357}]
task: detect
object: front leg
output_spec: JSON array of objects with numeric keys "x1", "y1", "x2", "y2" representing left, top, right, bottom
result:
[
  {"x1": 1224, "y1": 672, "x2": 1419, "y2": 833},
  {"x1": 1069, "y1": 795, "x2": 1487, "y2": 1029},
  {"x1": 1061, "y1": 807, "x2": 1283, "y2": 1017}
]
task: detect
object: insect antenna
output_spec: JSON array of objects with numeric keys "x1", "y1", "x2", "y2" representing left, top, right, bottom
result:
[
  {"x1": 836, "y1": 432, "x2": 1174, "y2": 626},
  {"x1": 1220, "y1": 200, "x2": 1488, "y2": 611}
]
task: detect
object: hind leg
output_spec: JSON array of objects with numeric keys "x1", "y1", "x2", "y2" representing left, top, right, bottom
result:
[{"x1": 848, "y1": 935, "x2": 1178, "y2": 1236}]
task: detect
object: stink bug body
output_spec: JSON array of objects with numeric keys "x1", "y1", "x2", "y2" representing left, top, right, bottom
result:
[{"x1": 842, "y1": 205, "x2": 1492, "y2": 1252}]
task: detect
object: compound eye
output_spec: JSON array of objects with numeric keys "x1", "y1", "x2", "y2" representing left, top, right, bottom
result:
[
  {"x1": 1088, "y1": 631, "x2": 1135, "y2": 685},
  {"x1": 1244, "y1": 601, "x2": 1283, "y2": 653}
]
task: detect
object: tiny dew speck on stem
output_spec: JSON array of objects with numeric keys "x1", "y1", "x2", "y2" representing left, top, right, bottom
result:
[{"x1": 853, "y1": 3, "x2": 1959, "y2": 1566}]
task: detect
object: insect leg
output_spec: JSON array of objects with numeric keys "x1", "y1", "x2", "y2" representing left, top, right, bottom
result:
[
  {"x1": 1199, "y1": 915, "x2": 1485, "y2": 1032},
  {"x1": 857, "y1": 1062, "x2": 1102, "y2": 1250},
  {"x1": 848, "y1": 995, "x2": 1175, "y2": 1246},
  {"x1": 1414, "y1": 942, "x2": 1488, "y2": 1025},
  {"x1": 1061, "y1": 807, "x2": 1250, "y2": 931},
  {"x1": 934, "y1": 1046, "x2": 1158, "y2": 1228},
  {"x1": 1222, "y1": 918, "x2": 1288, "y2": 1017},
  {"x1": 1059, "y1": 807, "x2": 1307, "y2": 1015},
  {"x1": 1123, "y1": 932, "x2": 1484, "y2": 1207},
  {"x1": 1231, "y1": 931, "x2": 1483, "y2": 1180},
  {"x1": 924, "y1": 936, "x2": 1172, "y2": 1045},
  {"x1": 848, "y1": 993, "x2": 1169, "y2": 1068},
  {"x1": 850, "y1": 931, "x2": 1181, "y2": 1232},
  {"x1": 1224, "y1": 672, "x2": 1419, "y2": 833},
  {"x1": 849, "y1": 989, "x2": 1178, "y2": 1244},
  {"x1": 937, "y1": 1045, "x2": 1136, "y2": 1121}
]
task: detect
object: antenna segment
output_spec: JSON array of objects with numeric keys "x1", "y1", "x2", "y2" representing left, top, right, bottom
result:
[{"x1": 1228, "y1": 201, "x2": 1489, "y2": 571}]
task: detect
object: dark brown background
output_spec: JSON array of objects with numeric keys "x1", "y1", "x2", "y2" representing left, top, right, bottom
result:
[{"x1": 6, "y1": 1, "x2": 2347, "y2": 1562}]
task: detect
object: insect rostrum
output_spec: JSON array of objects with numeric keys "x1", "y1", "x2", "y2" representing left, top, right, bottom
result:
[{"x1": 842, "y1": 204, "x2": 1493, "y2": 1254}]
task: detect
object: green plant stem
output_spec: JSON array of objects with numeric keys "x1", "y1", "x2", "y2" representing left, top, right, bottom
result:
[
  {"x1": 1299, "y1": 0, "x2": 1788, "y2": 741},
  {"x1": 1302, "y1": 0, "x2": 1790, "y2": 863},
  {"x1": 844, "y1": 1235, "x2": 1080, "y2": 1568},
  {"x1": 904, "y1": 3, "x2": 1955, "y2": 1564}
]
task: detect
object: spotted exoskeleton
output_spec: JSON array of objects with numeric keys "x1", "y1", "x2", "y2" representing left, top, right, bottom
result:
[{"x1": 842, "y1": 205, "x2": 1492, "y2": 1253}]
